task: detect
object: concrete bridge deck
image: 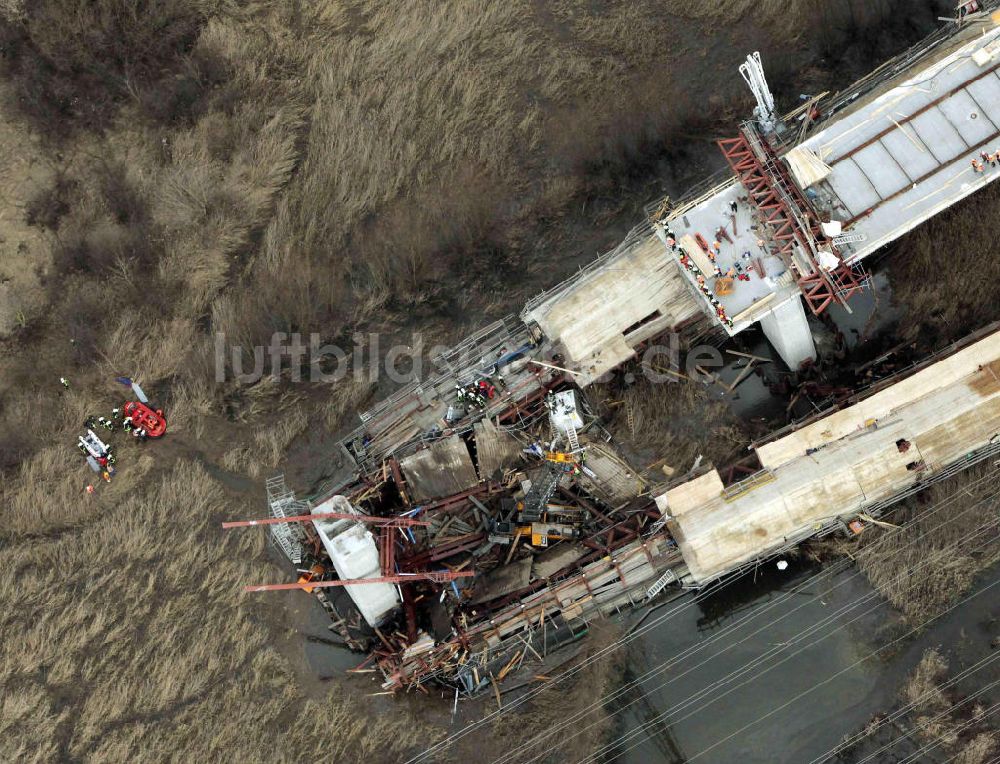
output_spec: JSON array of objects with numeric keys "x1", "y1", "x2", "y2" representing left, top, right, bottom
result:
[
  {"x1": 342, "y1": 13, "x2": 1000, "y2": 466},
  {"x1": 653, "y1": 20, "x2": 1000, "y2": 353},
  {"x1": 516, "y1": 17, "x2": 1000, "y2": 378},
  {"x1": 803, "y1": 24, "x2": 1000, "y2": 261},
  {"x1": 659, "y1": 325, "x2": 1000, "y2": 584}
]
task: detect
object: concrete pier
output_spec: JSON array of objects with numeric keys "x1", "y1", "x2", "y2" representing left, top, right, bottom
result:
[{"x1": 759, "y1": 296, "x2": 817, "y2": 370}]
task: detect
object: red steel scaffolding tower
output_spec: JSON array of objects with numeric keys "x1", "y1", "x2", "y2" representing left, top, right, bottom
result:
[{"x1": 717, "y1": 124, "x2": 865, "y2": 315}]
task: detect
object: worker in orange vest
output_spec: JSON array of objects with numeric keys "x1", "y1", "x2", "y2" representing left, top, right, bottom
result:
[{"x1": 297, "y1": 564, "x2": 325, "y2": 594}]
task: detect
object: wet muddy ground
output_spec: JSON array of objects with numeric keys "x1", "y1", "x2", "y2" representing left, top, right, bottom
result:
[
  {"x1": 616, "y1": 562, "x2": 1000, "y2": 763},
  {"x1": 687, "y1": 266, "x2": 900, "y2": 426},
  {"x1": 600, "y1": 259, "x2": 997, "y2": 762}
]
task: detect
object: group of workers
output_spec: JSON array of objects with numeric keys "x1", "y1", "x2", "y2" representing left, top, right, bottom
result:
[
  {"x1": 971, "y1": 150, "x2": 1000, "y2": 174},
  {"x1": 662, "y1": 200, "x2": 760, "y2": 330},
  {"x1": 666, "y1": 225, "x2": 753, "y2": 285},
  {"x1": 76, "y1": 439, "x2": 117, "y2": 466},
  {"x1": 78, "y1": 406, "x2": 146, "y2": 493},
  {"x1": 456, "y1": 379, "x2": 497, "y2": 410},
  {"x1": 677, "y1": 251, "x2": 735, "y2": 328},
  {"x1": 705, "y1": 251, "x2": 755, "y2": 283},
  {"x1": 85, "y1": 408, "x2": 149, "y2": 440}
]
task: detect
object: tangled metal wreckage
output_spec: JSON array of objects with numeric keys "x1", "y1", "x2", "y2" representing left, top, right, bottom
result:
[
  {"x1": 258, "y1": 321, "x2": 687, "y2": 696},
  {"x1": 251, "y1": 312, "x2": 1000, "y2": 698},
  {"x1": 241, "y1": 9, "x2": 1000, "y2": 697}
]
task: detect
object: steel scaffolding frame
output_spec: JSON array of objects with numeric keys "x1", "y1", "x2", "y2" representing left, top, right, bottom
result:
[{"x1": 717, "y1": 125, "x2": 865, "y2": 315}]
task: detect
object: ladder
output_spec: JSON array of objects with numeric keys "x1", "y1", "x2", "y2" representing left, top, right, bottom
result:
[
  {"x1": 645, "y1": 569, "x2": 677, "y2": 601},
  {"x1": 832, "y1": 231, "x2": 867, "y2": 246},
  {"x1": 266, "y1": 475, "x2": 306, "y2": 565},
  {"x1": 549, "y1": 409, "x2": 580, "y2": 452},
  {"x1": 564, "y1": 422, "x2": 580, "y2": 452}
]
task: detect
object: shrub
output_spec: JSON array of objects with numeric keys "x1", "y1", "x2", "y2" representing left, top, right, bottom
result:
[{"x1": 0, "y1": 0, "x2": 215, "y2": 132}]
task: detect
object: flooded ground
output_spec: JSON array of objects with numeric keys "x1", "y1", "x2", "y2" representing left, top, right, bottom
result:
[
  {"x1": 710, "y1": 333, "x2": 787, "y2": 422},
  {"x1": 826, "y1": 271, "x2": 901, "y2": 350},
  {"x1": 594, "y1": 265, "x2": 999, "y2": 763},
  {"x1": 705, "y1": 267, "x2": 902, "y2": 427},
  {"x1": 611, "y1": 560, "x2": 1000, "y2": 763}
]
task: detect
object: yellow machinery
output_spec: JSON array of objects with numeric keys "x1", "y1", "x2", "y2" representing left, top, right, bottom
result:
[
  {"x1": 518, "y1": 522, "x2": 579, "y2": 548},
  {"x1": 544, "y1": 450, "x2": 577, "y2": 465},
  {"x1": 714, "y1": 276, "x2": 735, "y2": 296}
]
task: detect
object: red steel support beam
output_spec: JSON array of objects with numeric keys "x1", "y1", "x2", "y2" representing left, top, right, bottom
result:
[
  {"x1": 399, "y1": 533, "x2": 487, "y2": 568},
  {"x1": 389, "y1": 457, "x2": 411, "y2": 507},
  {"x1": 245, "y1": 570, "x2": 474, "y2": 593},
  {"x1": 719, "y1": 129, "x2": 866, "y2": 316},
  {"x1": 380, "y1": 525, "x2": 396, "y2": 576}
]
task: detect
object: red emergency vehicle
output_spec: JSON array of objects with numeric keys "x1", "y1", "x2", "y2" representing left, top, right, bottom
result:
[{"x1": 123, "y1": 401, "x2": 167, "y2": 438}]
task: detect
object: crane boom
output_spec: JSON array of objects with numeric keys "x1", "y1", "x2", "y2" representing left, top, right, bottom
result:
[
  {"x1": 739, "y1": 51, "x2": 777, "y2": 132},
  {"x1": 222, "y1": 512, "x2": 429, "y2": 529},
  {"x1": 244, "y1": 570, "x2": 473, "y2": 592}
]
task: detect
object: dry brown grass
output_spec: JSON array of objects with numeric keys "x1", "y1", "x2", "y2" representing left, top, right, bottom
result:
[
  {"x1": 223, "y1": 405, "x2": 309, "y2": 477},
  {"x1": 592, "y1": 374, "x2": 750, "y2": 471},
  {"x1": 0, "y1": 1, "x2": 961, "y2": 759},
  {"x1": 488, "y1": 621, "x2": 626, "y2": 762},
  {"x1": 856, "y1": 465, "x2": 1000, "y2": 622},
  {"x1": 885, "y1": 180, "x2": 1000, "y2": 349},
  {"x1": 899, "y1": 650, "x2": 999, "y2": 762},
  {"x1": 0, "y1": 0, "x2": 938, "y2": 459},
  {"x1": 323, "y1": 376, "x2": 377, "y2": 430},
  {"x1": 0, "y1": 460, "x2": 439, "y2": 761},
  {"x1": 904, "y1": 649, "x2": 950, "y2": 717},
  {"x1": 955, "y1": 732, "x2": 1000, "y2": 764},
  {"x1": 842, "y1": 648, "x2": 999, "y2": 762}
]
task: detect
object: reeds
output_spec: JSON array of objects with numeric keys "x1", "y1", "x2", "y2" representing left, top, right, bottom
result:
[
  {"x1": 856, "y1": 465, "x2": 1000, "y2": 622},
  {"x1": 0, "y1": 1, "x2": 964, "y2": 759},
  {"x1": 0, "y1": 461, "x2": 439, "y2": 760}
]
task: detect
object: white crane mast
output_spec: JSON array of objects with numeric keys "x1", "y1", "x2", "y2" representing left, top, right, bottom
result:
[{"x1": 739, "y1": 51, "x2": 777, "y2": 133}]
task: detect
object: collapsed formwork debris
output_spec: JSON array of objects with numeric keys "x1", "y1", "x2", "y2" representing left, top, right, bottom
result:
[
  {"x1": 234, "y1": 318, "x2": 1000, "y2": 697},
  {"x1": 232, "y1": 365, "x2": 688, "y2": 695}
]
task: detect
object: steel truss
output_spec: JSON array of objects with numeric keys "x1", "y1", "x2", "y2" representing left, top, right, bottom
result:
[{"x1": 717, "y1": 128, "x2": 865, "y2": 315}]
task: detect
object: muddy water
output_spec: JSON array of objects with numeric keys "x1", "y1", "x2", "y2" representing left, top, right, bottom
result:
[
  {"x1": 712, "y1": 333, "x2": 787, "y2": 422},
  {"x1": 265, "y1": 6, "x2": 979, "y2": 758},
  {"x1": 825, "y1": 271, "x2": 900, "y2": 349},
  {"x1": 610, "y1": 561, "x2": 1000, "y2": 763},
  {"x1": 707, "y1": 268, "x2": 901, "y2": 425},
  {"x1": 299, "y1": 595, "x2": 363, "y2": 677}
]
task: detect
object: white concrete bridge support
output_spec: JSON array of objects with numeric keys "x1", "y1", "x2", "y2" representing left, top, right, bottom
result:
[{"x1": 759, "y1": 296, "x2": 816, "y2": 370}]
